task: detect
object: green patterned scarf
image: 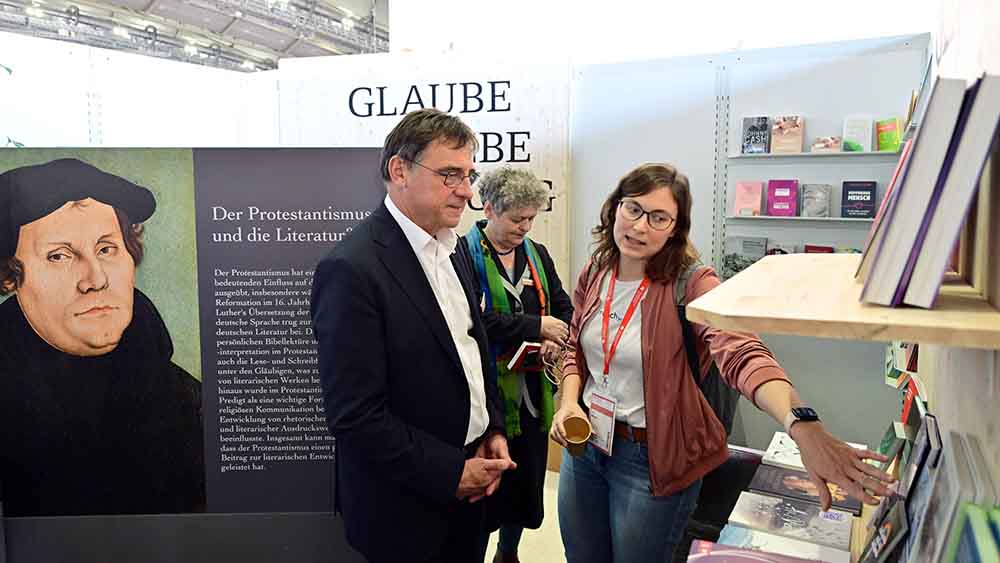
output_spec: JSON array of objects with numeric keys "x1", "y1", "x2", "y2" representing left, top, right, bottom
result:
[{"x1": 466, "y1": 224, "x2": 555, "y2": 437}]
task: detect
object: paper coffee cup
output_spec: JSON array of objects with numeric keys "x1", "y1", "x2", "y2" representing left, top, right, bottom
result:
[{"x1": 563, "y1": 415, "x2": 592, "y2": 457}]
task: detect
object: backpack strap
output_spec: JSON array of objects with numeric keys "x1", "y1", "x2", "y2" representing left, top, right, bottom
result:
[{"x1": 675, "y1": 261, "x2": 705, "y2": 385}]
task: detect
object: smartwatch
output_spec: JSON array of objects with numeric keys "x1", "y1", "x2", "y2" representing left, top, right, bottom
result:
[{"x1": 783, "y1": 406, "x2": 820, "y2": 435}]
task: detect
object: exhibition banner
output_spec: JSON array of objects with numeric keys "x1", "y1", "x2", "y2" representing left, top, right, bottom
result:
[{"x1": 0, "y1": 147, "x2": 383, "y2": 517}]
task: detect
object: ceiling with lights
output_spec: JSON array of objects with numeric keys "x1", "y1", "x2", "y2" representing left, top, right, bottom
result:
[{"x1": 0, "y1": 0, "x2": 388, "y2": 71}]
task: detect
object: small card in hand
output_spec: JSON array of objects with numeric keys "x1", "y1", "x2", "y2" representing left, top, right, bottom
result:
[{"x1": 506, "y1": 341, "x2": 543, "y2": 372}]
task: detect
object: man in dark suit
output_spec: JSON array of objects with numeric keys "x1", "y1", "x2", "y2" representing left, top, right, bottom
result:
[{"x1": 311, "y1": 109, "x2": 515, "y2": 563}]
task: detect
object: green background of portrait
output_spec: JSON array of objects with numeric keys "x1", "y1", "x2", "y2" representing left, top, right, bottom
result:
[{"x1": 0, "y1": 148, "x2": 201, "y2": 380}]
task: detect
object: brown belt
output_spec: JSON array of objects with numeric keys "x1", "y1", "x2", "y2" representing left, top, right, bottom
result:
[{"x1": 613, "y1": 420, "x2": 647, "y2": 444}]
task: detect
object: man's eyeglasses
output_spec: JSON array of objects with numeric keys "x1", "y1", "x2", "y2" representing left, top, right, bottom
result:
[
  {"x1": 618, "y1": 199, "x2": 675, "y2": 231},
  {"x1": 404, "y1": 158, "x2": 480, "y2": 188}
]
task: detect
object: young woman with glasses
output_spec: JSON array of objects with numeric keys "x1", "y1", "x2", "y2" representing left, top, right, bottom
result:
[{"x1": 549, "y1": 163, "x2": 893, "y2": 563}]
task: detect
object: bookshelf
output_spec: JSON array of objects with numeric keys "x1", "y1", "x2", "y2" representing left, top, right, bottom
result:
[
  {"x1": 687, "y1": 253, "x2": 1000, "y2": 350},
  {"x1": 729, "y1": 151, "x2": 901, "y2": 160},
  {"x1": 726, "y1": 216, "x2": 873, "y2": 224}
]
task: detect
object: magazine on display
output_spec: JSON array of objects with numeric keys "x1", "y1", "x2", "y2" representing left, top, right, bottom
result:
[
  {"x1": 727, "y1": 491, "x2": 853, "y2": 551},
  {"x1": 717, "y1": 525, "x2": 850, "y2": 563}
]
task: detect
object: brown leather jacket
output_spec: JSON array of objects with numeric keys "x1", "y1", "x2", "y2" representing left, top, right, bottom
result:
[{"x1": 563, "y1": 262, "x2": 791, "y2": 496}]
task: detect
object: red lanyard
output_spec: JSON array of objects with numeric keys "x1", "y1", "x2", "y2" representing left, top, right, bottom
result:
[{"x1": 601, "y1": 269, "x2": 650, "y2": 377}]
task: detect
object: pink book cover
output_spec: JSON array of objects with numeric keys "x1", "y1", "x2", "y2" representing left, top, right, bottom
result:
[
  {"x1": 687, "y1": 540, "x2": 821, "y2": 562},
  {"x1": 733, "y1": 181, "x2": 764, "y2": 216},
  {"x1": 766, "y1": 180, "x2": 799, "y2": 216}
]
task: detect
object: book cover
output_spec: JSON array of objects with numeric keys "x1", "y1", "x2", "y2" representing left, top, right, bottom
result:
[
  {"x1": 855, "y1": 138, "x2": 915, "y2": 281},
  {"x1": 861, "y1": 499, "x2": 909, "y2": 563},
  {"x1": 765, "y1": 241, "x2": 799, "y2": 256},
  {"x1": 901, "y1": 448, "x2": 939, "y2": 562},
  {"x1": 505, "y1": 341, "x2": 542, "y2": 371},
  {"x1": 842, "y1": 116, "x2": 873, "y2": 152},
  {"x1": 841, "y1": 181, "x2": 877, "y2": 218},
  {"x1": 748, "y1": 464, "x2": 862, "y2": 515},
  {"x1": 860, "y1": 78, "x2": 969, "y2": 306},
  {"x1": 771, "y1": 115, "x2": 805, "y2": 154},
  {"x1": 875, "y1": 117, "x2": 902, "y2": 152},
  {"x1": 733, "y1": 181, "x2": 764, "y2": 216},
  {"x1": 884, "y1": 343, "x2": 911, "y2": 389},
  {"x1": 908, "y1": 431, "x2": 976, "y2": 563},
  {"x1": 766, "y1": 180, "x2": 799, "y2": 216},
  {"x1": 803, "y1": 244, "x2": 834, "y2": 254},
  {"x1": 717, "y1": 525, "x2": 850, "y2": 563},
  {"x1": 810, "y1": 135, "x2": 842, "y2": 153},
  {"x1": 727, "y1": 491, "x2": 853, "y2": 550},
  {"x1": 835, "y1": 246, "x2": 862, "y2": 254},
  {"x1": 687, "y1": 539, "x2": 822, "y2": 562},
  {"x1": 763, "y1": 431, "x2": 866, "y2": 472},
  {"x1": 900, "y1": 413, "x2": 934, "y2": 499},
  {"x1": 904, "y1": 75, "x2": 1000, "y2": 308},
  {"x1": 742, "y1": 116, "x2": 771, "y2": 154},
  {"x1": 800, "y1": 183, "x2": 832, "y2": 217},
  {"x1": 721, "y1": 236, "x2": 767, "y2": 280},
  {"x1": 956, "y1": 505, "x2": 1000, "y2": 563}
]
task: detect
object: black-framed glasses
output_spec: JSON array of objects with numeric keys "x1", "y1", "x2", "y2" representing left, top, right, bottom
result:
[
  {"x1": 404, "y1": 158, "x2": 480, "y2": 188},
  {"x1": 618, "y1": 199, "x2": 675, "y2": 231}
]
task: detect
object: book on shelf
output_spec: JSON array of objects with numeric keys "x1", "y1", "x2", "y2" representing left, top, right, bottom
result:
[
  {"x1": 803, "y1": 244, "x2": 834, "y2": 254},
  {"x1": 860, "y1": 499, "x2": 909, "y2": 563},
  {"x1": 855, "y1": 138, "x2": 915, "y2": 281},
  {"x1": 884, "y1": 343, "x2": 912, "y2": 389},
  {"x1": 961, "y1": 434, "x2": 998, "y2": 507},
  {"x1": 748, "y1": 464, "x2": 862, "y2": 515},
  {"x1": 762, "y1": 431, "x2": 867, "y2": 473},
  {"x1": 716, "y1": 525, "x2": 850, "y2": 563},
  {"x1": 842, "y1": 116, "x2": 873, "y2": 152},
  {"x1": 904, "y1": 74, "x2": 1000, "y2": 308},
  {"x1": 722, "y1": 236, "x2": 767, "y2": 280},
  {"x1": 990, "y1": 508, "x2": 1000, "y2": 552},
  {"x1": 733, "y1": 181, "x2": 765, "y2": 216},
  {"x1": 956, "y1": 505, "x2": 1000, "y2": 563},
  {"x1": 766, "y1": 180, "x2": 799, "y2": 216},
  {"x1": 835, "y1": 246, "x2": 862, "y2": 254},
  {"x1": 742, "y1": 116, "x2": 771, "y2": 154},
  {"x1": 765, "y1": 241, "x2": 799, "y2": 256},
  {"x1": 727, "y1": 491, "x2": 853, "y2": 551},
  {"x1": 860, "y1": 77, "x2": 970, "y2": 306},
  {"x1": 771, "y1": 115, "x2": 805, "y2": 154},
  {"x1": 907, "y1": 431, "x2": 977, "y2": 563},
  {"x1": 810, "y1": 135, "x2": 842, "y2": 153},
  {"x1": 900, "y1": 414, "x2": 943, "y2": 562},
  {"x1": 800, "y1": 183, "x2": 832, "y2": 217},
  {"x1": 899, "y1": 414, "x2": 936, "y2": 500},
  {"x1": 686, "y1": 539, "x2": 822, "y2": 562},
  {"x1": 840, "y1": 181, "x2": 877, "y2": 219},
  {"x1": 875, "y1": 117, "x2": 902, "y2": 152}
]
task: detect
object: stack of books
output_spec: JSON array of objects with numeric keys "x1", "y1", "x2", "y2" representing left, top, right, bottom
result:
[{"x1": 857, "y1": 74, "x2": 1000, "y2": 308}]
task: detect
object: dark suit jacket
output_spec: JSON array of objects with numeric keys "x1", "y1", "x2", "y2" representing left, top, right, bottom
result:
[{"x1": 310, "y1": 203, "x2": 504, "y2": 561}]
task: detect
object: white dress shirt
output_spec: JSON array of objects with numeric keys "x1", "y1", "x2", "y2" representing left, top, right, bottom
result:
[{"x1": 385, "y1": 195, "x2": 489, "y2": 445}]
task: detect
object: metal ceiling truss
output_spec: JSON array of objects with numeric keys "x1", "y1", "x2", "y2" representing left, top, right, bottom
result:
[{"x1": 0, "y1": 0, "x2": 387, "y2": 72}]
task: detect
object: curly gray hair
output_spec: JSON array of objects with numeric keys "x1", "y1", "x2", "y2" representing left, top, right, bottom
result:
[{"x1": 477, "y1": 167, "x2": 549, "y2": 215}]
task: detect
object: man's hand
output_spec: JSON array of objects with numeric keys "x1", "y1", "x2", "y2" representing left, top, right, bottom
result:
[
  {"x1": 467, "y1": 433, "x2": 516, "y2": 502},
  {"x1": 456, "y1": 457, "x2": 513, "y2": 501},
  {"x1": 792, "y1": 422, "x2": 896, "y2": 510}
]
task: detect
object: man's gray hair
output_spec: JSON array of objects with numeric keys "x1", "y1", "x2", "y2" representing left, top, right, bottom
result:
[{"x1": 477, "y1": 167, "x2": 549, "y2": 215}]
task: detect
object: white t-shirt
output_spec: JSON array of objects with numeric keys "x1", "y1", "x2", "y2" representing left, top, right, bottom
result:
[{"x1": 580, "y1": 274, "x2": 647, "y2": 428}]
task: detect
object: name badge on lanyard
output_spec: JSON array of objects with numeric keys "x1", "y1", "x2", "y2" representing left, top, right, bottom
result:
[{"x1": 591, "y1": 268, "x2": 649, "y2": 456}]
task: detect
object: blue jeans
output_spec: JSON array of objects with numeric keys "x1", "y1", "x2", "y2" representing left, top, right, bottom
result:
[{"x1": 558, "y1": 441, "x2": 701, "y2": 563}]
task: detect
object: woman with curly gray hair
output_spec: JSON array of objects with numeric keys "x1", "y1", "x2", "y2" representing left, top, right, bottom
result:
[{"x1": 465, "y1": 167, "x2": 573, "y2": 563}]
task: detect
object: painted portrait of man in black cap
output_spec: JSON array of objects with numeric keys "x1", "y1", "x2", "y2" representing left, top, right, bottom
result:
[{"x1": 0, "y1": 157, "x2": 205, "y2": 516}]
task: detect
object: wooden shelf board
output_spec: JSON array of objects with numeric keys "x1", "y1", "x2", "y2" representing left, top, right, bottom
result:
[
  {"x1": 726, "y1": 215, "x2": 874, "y2": 223},
  {"x1": 688, "y1": 254, "x2": 1000, "y2": 350},
  {"x1": 729, "y1": 151, "x2": 901, "y2": 160}
]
